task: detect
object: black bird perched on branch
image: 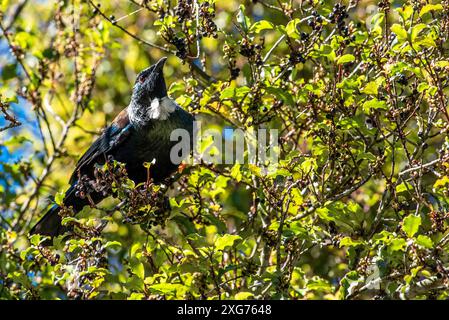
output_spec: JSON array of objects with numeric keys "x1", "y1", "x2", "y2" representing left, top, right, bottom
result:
[{"x1": 30, "y1": 57, "x2": 194, "y2": 238}]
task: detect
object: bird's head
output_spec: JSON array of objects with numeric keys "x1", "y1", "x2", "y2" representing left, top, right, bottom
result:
[{"x1": 131, "y1": 57, "x2": 168, "y2": 104}]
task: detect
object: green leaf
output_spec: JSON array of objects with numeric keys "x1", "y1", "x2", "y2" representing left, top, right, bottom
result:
[
  {"x1": 29, "y1": 234, "x2": 41, "y2": 246},
  {"x1": 220, "y1": 86, "x2": 250, "y2": 100},
  {"x1": 411, "y1": 24, "x2": 427, "y2": 42},
  {"x1": 1, "y1": 63, "x2": 17, "y2": 81},
  {"x1": 134, "y1": 262, "x2": 145, "y2": 279},
  {"x1": 61, "y1": 217, "x2": 78, "y2": 226},
  {"x1": 300, "y1": 158, "x2": 316, "y2": 173},
  {"x1": 415, "y1": 235, "x2": 433, "y2": 249},
  {"x1": 265, "y1": 87, "x2": 295, "y2": 106},
  {"x1": 396, "y1": 6, "x2": 413, "y2": 22},
  {"x1": 130, "y1": 242, "x2": 141, "y2": 258},
  {"x1": 402, "y1": 215, "x2": 421, "y2": 238},
  {"x1": 339, "y1": 237, "x2": 364, "y2": 247},
  {"x1": 419, "y1": 4, "x2": 443, "y2": 17},
  {"x1": 369, "y1": 12, "x2": 384, "y2": 35},
  {"x1": 127, "y1": 293, "x2": 144, "y2": 300},
  {"x1": 250, "y1": 20, "x2": 274, "y2": 33},
  {"x1": 433, "y1": 176, "x2": 449, "y2": 189},
  {"x1": 235, "y1": 292, "x2": 254, "y2": 300},
  {"x1": 285, "y1": 19, "x2": 301, "y2": 39},
  {"x1": 3, "y1": 135, "x2": 30, "y2": 146},
  {"x1": 435, "y1": 61, "x2": 449, "y2": 68},
  {"x1": 391, "y1": 24, "x2": 407, "y2": 41},
  {"x1": 104, "y1": 241, "x2": 122, "y2": 250},
  {"x1": 361, "y1": 81, "x2": 380, "y2": 95},
  {"x1": 172, "y1": 215, "x2": 197, "y2": 236},
  {"x1": 4, "y1": 95, "x2": 19, "y2": 104},
  {"x1": 54, "y1": 191, "x2": 65, "y2": 206},
  {"x1": 417, "y1": 82, "x2": 430, "y2": 93},
  {"x1": 396, "y1": 181, "x2": 412, "y2": 193},
  {"x1": 215, "y1": 234, "x2": 242, "y2": 251},
  {"x1": 149, "y1": 283, "x2": 188, "y2": 296},
  {"x1": 337, "y1": 54, "x2": 355, "y2": 65},
  {"x1": 14, "y1": 31, "x2": 32, "y2": 49},
  {"x1": 306, "y1": 277, "x2": 333, "y2": 292},
  {"x1": 390, "y1": 238, "x2": 406, "y2": 251},
  {"x1": 230, "y1": 162, "x2": 242, "y2": 182},
  {"x1": 237, "y1": 5, "x2": 250, "y2": 32},
  {"x1": 357, "y1": 152, "x2": 377, "y2": 162},
  {"x1": 362, "y1": 98, "x2": 387, "y2": 113}
]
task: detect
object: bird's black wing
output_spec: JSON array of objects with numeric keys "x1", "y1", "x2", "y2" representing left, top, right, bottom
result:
[{"x1": 69, "y1": 109, "x2": 132, "y2": 184}]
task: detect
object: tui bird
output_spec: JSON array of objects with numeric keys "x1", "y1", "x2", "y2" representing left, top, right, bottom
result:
[{"x1": 30, "y1": 57, "x2": 194, "y2": 238}]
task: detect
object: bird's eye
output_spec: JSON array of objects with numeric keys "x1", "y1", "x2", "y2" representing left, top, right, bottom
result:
[{"x1": 138, "y1": 75, "x2": 146, "y2": 83}]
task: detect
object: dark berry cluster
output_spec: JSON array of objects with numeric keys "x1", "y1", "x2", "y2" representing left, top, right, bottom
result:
[
  {"x1": 249, "y1": 83, "x2": 263, "y2": 111},
  {"x1": 378, "y1": 0, "x2": 390, "y2": 11},
  {"x1": 66, "y1": 240, "x2": 108, "y2": 299},
  {"x1": 174, "y1": 0, "x2": 193, "y2": 23},
  {"x1": 328, "y1": 3, "x2": 349, "y2": 37},
  {"x1": 230, "y1": 64, "x2": 240, "y2": 79},
  {"x1": 223, "y1": 43, "x2": 240, "y2": 80},
  {"x1": 74, "y1": 175, "x2": 95, "y2": 199},
  {"x1": 192, "y1": 272, "x2": 208, "y2": 298},
  {"x1": 254, "y1": 43, "x2": 264, "y2": 66},
  {"x1": 301, "y1": 32, "x2": 310, "y2": 41},
  {"x1": 397, "y1": 73, "x2": 408, "y2": 85},
  {"x1": 172, "y1": 36, "x2": 188, "y2": 59},
  {"x1": 238, "y1": 38, "x2": 256, "y2": 57},
  {"x1": 121, "y1": 184, "x2": 170, "y2": 229},
  {"x1": 262, "y1": 229, "x2": 277, "y2": 247},
  {"x1": 429, "y1": 210, "x2": 448, "y2": 233},
  {"x1": 238, "y1": 38, "x2": 264, "y2": 67},
  {"x1": 74, "y1": 156, "x2": 172, "y2": 230},
  {"x1": 74, "y1": 155, "x2": 128, "y2": 200},
  {"x1": 199, "y1": 2, "x2": 218, "y2": 38},
  {"x1": 308, "y1": 10, "x2": 323, "y2": 31},
  {"x1": 289, "y1": 51, "x2": 306, "y2": 65},
  {"x1": 242, "y1": 260, "x2": 258, "y2": 276}
]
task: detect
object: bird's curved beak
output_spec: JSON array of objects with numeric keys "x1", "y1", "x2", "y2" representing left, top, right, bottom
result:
[{"x1": 153, "y1": 57, "x2": 167, "y2": 73}]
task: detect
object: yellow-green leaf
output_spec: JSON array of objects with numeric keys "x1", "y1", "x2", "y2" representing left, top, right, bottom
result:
[
  {"x1": 285, "y1": 19, "x2": 301, "y2": 39},
  {"x1": 415, "y1": 235, "x2": 433, "y2": 249},
  {"x1": 230, "y1": 163, "x2": 242, "y2": 182},
  {"x1": 54, "y1": 191, "x2": 65, "y2": 206},
  {"x1": 250, "y1": 20, "x2": 274, "y2": 33},
  {"x1": 391, "y1": 24, "x2": 407, "y2": 41},
  {"x1": 235, "y1": 292, "x2": 254, "y2": 300},
  {"x1": 339, "y1": 237, "x2": 364, "y2": 247},
  {"x1": 361, "y1": 81, "x2": 379, "y2": 95},
  {"x1": 337, "y1": 54, "x2": 355, "y2": 65},
  {"x1": 419, "y1": 4, "x2": 443, "y2": 17},
  {"x1": 362, "y1": 98, "x2": 387, "y2": 113},
  {"x1": 411, "y1": 24, "x2": 427, "y2": 42},
  {"x1": 433, "y1": 176, "x2": 449, "y2": 189},
  {"x1": 215, "y1": 234, "x2": 242, "y2": 251},
  {"x1": 390, "y1": 238, "x2": 406, "y2": 251},
  {"x1": 134, "y1": 262, "x2": 145, "y2": 279},
  {"x1": 128, "y1": 293, "x2": 144, "y2": 300},
  {"x1": 402, "y1": 215, "x2": 421, "y2": 238}
]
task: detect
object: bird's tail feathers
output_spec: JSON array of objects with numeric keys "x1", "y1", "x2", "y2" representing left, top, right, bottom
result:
[{"x1": 29, "y1": 204, "x2": 68, "y2": 239}]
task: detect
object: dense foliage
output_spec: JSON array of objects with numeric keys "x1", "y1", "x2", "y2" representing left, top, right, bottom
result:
[{"x1": 1, "y1": 0, "x2": 449, "y2": 300}]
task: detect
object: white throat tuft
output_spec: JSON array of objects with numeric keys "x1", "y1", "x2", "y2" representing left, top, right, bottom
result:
[{"x1": 129, "y1": 96, "x2": 177, "y2": 126}]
